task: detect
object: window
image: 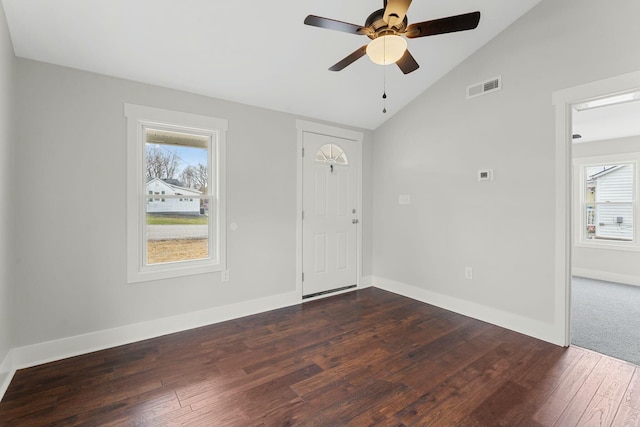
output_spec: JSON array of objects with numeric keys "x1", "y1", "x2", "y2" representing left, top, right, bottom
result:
[
  {"x1": 575, "y1": 154, "x2": 639, "y2": 251},
  {"x1": 315, "y1": 144, "x2": 348, "y2": 165},
  {"x1": 126, "y1": 104, "x2": 227, "y2": 283}
]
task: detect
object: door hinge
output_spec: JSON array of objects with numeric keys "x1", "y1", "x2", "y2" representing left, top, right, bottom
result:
[
  {"x1": 302, "y1": 210, "x2": 304, "y2": 220},
  {"x1": 302, "y1": 147, "x2": 305, "y2": 157},
  {"x1": 302, "y1": 272, "x2": 305, "y2": 282}
]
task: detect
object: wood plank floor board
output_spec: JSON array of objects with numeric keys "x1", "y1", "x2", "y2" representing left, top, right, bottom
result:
[
  {"x1": 290, "y1": 349, "x2": 390, "y2": 396},
  {"x1": 62, "y1": 388, "x2": 181, "y2": 427},
  {"x1": 397, "y1": 338, "x2": 543, "y2": 426},
  {"x1": 516, "y1": 341, "x2": 583, "y2": 392},
  {"x1": 535, "y1": 348, "x2": 603, "y2": 424},
  {"x1": 466, "y1": 341, "x2": 562, "y2": 426},
  {"x1": 578, "y1": 393, "x2": 620, "y2": 427},
  {"x1": 463, "y1": 379, "x2": 532, "y2": 426},
  {"x1": 2, "y1": 288, "x2": 639, "y2": 426},
  {"x1": 482, "y1": 344, "x2": 571, "y2": 427},
  {"x1": 594, "y1": 356, "x2": 636, "y2": 402},
  {"x1": 612, "y1": 404, "x2": 640, "y2": 427},
  {"x1": 386, "y1": 322, "x2": 506, "y2": 393},
  {"x1": 531, "y1": 350, "x2": 598, "y2": 426},
  {"x1": 624, "y1": 368, "x2": 640, "y2": 410},
  {"x1": 551, "y1": 369, "x2": 606, "y2": 427}
]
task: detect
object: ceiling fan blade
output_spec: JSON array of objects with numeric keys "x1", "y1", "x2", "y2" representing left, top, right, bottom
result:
[
  {"x1": 396, "y1": 49, "x2": 419, "y2": 74},
  {"x1": 329, "y1": 45, "x2": 368, "y2": 71},
  {"x1": 405, "y1": 11, "x2": 481, "y2": 39},
  {"x1": 383, "y1": 0, "x2": 412, "y2": 28},
  {"x1": 304, "y1": 15, "x2": 369, "y2": 35}
]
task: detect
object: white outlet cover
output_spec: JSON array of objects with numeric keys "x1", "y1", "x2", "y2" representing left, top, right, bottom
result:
[
  {"x1": 465, "y1": 267, "x2": 473, "y2": 279},
  {"x1": 399, "y1": 195, "x2": 411, "y2": 205}
]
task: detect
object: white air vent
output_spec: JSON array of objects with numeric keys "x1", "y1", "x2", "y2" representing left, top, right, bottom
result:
[{"x1": 467, "y1": 76, "x2": 502, "y2": 99}]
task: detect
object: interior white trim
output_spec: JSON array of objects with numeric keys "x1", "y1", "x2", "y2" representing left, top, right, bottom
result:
[
  {"x1": 573, "y1": 268, "x2": 640, "y2": 288},
  {"x1": 552, "y1": 70, "x2": 640, "y2": 347},
  {"x1": 0, "y1": 351, "x2": 15, "y2": 401},
  {"x1": 373, "y1": 277, "x2": 564, "y2": 346},
  {"x1": 295, "y1": 120, "x2": 364, "y2": 299},
  {"x1": 360, "y1": 275, "x2": 374, "y2": 288},
  {"x1": 124, "y1": 103, "x2": 228, "y2": 283}
]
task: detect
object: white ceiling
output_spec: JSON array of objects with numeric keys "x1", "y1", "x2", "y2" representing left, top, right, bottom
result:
[
  {"x1": 2, "y1": 0, "x2": 542, "y2": 130},
  {"x1": 573, "y1": 98, "x2": 640, "y2": 144}
]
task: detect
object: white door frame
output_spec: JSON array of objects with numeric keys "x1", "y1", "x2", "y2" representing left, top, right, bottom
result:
[
  {"x1": 296, "y1": 120, "x2": 364, "y2": 301},
  {"x1": 552, "y1": 70, "x2": 640, "y2": 346}
]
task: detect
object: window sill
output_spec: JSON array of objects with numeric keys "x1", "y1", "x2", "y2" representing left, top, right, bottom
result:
[
  {"x1": 574, "y1": 241, "x2": 640, "y2": 252},
  {"x1": 128, "y1": 261, "x2": 225, "y2": 284}
]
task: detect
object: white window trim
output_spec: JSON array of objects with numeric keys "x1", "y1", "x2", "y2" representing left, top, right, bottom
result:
[
  {"x1": 125, "y1": 104, "x2": 227, "y2": 283},
  {"x1": 573, "y1": 153, "x2": 640, "y2": 252}
]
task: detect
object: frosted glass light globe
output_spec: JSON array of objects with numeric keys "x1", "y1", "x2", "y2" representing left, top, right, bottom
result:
[{"x1": 366, "y1": 35, "x2": 407, "y2": 65}]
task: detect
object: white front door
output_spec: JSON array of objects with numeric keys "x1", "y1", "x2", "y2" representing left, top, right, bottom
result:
[{"x1": 302, "y1": 131, "x2": 359, "y2": 297}]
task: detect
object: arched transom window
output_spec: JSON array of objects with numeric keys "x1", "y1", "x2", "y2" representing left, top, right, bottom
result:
[{"x1": 315, "y1": 144, "x2": 349, "y2": 165}]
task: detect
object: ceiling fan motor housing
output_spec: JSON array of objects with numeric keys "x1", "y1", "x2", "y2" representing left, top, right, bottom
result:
[{"x1": 365, "y1": 8, "x2": 408, "y2": 39}]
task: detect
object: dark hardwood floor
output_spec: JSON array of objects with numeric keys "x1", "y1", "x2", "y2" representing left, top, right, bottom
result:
[{"x1": 2, "y1": 288, "x2": 640, "y2": 426}]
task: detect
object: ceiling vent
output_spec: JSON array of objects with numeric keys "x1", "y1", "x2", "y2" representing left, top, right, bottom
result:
[{"x1": 467, "y1": 76, "x2": 502, "y2": 99}]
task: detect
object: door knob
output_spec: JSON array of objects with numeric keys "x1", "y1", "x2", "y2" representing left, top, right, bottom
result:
[{"x1": 352, "y1": 219, "x2": 359, "y2": 224}]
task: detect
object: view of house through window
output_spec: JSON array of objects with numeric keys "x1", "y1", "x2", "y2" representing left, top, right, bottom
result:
[
  {"x1": 583, "y1": 163, "x2": 635, "y2": 242},
  {"x1": 144, "y1": 127, "x2": 212, "y2": 265}
]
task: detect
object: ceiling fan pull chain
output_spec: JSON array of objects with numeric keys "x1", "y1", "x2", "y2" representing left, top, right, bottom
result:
[
  {"x1": 382, "y1": 39, "x2": 387, "y2": 114},
  {"x1": 382, "y1": 89, "x2": 387, "y2": 114},
  {"x1": 383, "y1": 78, "x2": 388, "y2": 114}
]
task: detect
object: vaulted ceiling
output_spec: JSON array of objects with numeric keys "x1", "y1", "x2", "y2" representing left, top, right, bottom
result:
[{"x1": 2, "y1": 0, "x2": 542, "y2": 129}]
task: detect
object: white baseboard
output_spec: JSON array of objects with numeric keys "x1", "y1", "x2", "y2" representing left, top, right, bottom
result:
[
  {"x1": 0, "y1": 289, "x2": 301, "y2": 402},
  {"x1": 360, "y1": 275, "x2": 374, "y2": 288},
  {"x1": 373, "y1": 276, "x2": 564, "y2": 346},
  {"x1": 572, "y1": 268, "x2": 640, "y2": 287},
  {"x1": 0, "y1": 349, "x2": 14, "y2": 401}
]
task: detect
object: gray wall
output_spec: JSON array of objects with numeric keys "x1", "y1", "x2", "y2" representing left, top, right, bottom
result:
[
  {"x1": 0, "y1": 2, "x2": 14, "y2": 374},
  {"x1": 12, "y1": 58, "x2": 373, "y2": 347},
  {"x1": 572, "y1": 136, "x2": 640, "y2": 285},
  {"x1": 372, "y1": 0, "x2": 640, "y2": 325}
]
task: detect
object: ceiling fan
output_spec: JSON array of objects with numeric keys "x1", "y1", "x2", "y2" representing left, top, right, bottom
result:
[{"x1": 304, "y1": 0, "x2": 481, "y2": 74}]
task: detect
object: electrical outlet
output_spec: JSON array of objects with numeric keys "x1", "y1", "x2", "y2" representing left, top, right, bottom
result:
[
  {"x1": 465, "y1": 267, "x2": 473, "y2": 280},
  {"x1": 222, "y1": 270, "x2": 229, "y2": 282}
]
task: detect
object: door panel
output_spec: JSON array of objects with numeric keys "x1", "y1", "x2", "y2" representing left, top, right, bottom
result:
[
  {"x1": 303, "y1": 132, "x2": 358, "y2": 297},
  {"x1": 313, "y1": 233, "x2": 327, "y2": 273}
]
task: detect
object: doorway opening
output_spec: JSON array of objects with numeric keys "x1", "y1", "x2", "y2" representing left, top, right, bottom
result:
[
  {"x1": 553, "y1": 71, "x2": 640, "y2": 349},
  {"x1": 570, "y1": 90, "x2": 640, "y2": 365}
]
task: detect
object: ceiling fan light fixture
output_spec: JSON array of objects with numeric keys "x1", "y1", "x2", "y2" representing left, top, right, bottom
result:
[{"x1": 366, "y1": 35, "x2": 407, "y2": 65}]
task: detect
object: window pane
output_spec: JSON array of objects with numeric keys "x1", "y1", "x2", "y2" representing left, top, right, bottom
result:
[
  {"x1": 144, "y1": 127, "x2": 211, "y2": 265},
  {"x1": 146, "y1": 197, "x2": 210, "y2": 265},
  {"x1": 584, "y1": 163, "x2": 634, "y2": 242},
  {"x1": 593, "y1": 203, "x2": 634, "y2": 241},
  {"x1": 585, "y1": 164, "x2": 633, "y2": 203},
  {"x1": 145, "y1": 128, "x2": 210, "y2": 195},
  {"x1": 585, "y1": 203, "x2": 596, "y2": 239},
  {"x1": 315, "y1": 144, "x2": 349, "y2": 165},
  {"x1": 320, "y1": 144, "x2": 332, "y2": 160}
]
